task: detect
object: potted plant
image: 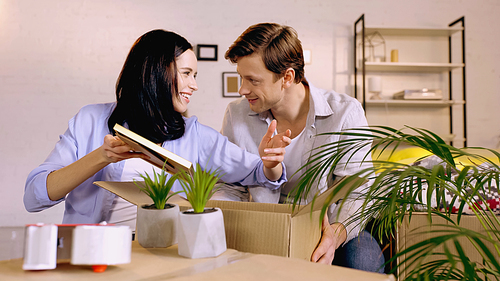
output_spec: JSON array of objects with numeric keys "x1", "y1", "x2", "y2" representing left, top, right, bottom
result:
[
  {"x1": 176, "y1": 163, "x2": 226, "y2": 259},
  {"x1": 291, "y1": 126, "x2": 500, "y2": 280},
  {"x1": 134, "y1": 163, "x2": 181, "y2": 248}
]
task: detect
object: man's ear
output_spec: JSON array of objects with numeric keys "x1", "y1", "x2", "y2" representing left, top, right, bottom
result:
[{"x1": 282, "y1": 68, "x2": 295, "y2": 89}]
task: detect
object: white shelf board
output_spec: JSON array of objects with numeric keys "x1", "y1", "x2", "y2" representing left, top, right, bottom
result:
[
  {"x1": 361, "y1": 62, "x2": 464, "y2": 72},
  {"x1": 365, "y1": 99, "x2": 465, "y2": 107},
  {"x1": 364, "y1": 26, "x2": 463, "y2": 37}
]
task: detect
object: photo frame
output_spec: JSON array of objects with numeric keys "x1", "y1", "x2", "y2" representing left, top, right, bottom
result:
[
  {"x1": 222, "y1": 72, "x2": 241, "y2": 97},
  {"x1": 196, "y1": 44, "x2": 218, "y2": 61}
]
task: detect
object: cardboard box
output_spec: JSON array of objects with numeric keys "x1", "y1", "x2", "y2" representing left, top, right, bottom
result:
[
  {"x1": 397, "y1": 213, "x2": 497, "y2": 280},
  {"x1": 94, "y1": 178, "x2": 354, "y2": 261}
]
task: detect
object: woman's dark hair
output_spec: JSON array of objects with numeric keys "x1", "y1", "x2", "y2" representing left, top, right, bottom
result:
[{"x1": 107, "y1": 29, "x2": 192, "y2": 143}]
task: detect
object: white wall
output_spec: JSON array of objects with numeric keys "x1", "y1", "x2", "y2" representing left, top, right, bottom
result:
[{"x1": 1, "y1": 0, "x2": 499, "y2": 226}]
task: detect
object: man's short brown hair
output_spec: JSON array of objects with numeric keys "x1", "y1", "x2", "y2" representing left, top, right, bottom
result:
[{"x1": 225, "y1": 23, "x2": 305, "y2": 83}]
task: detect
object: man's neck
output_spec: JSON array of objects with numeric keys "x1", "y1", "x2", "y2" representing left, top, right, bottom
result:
[{"x1": 271, "y1": 82, "x2": 309, "y2": 138}]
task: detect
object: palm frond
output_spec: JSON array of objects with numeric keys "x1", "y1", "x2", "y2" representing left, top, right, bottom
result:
[
  {"x1": 290, "y1": 125, "x2": 500, "y2": 280},
  {"x1": 390, "y1": 225, "x2": 500, "y2": 280}
]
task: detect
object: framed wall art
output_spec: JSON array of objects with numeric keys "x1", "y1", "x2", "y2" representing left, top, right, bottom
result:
[
  {"x1": 222, "y1": 72, "x2": 241, "y2": 97},
  {"x1": 196, "y1": 44, "x2": 218, "y2": 61}
]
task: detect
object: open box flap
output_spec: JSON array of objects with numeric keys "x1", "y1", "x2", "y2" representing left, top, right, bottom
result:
[
  {"x1": 94, "y1": 181, "x2": 153, "y2": 206},
  {"x1": 292, "y1": 176, "x2": 366, "y2": 217},
  {"x1": 94, "y1": 181, "x2": 191, "y2": 208}
]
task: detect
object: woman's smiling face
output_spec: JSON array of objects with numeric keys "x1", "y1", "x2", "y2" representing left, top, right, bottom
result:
[{"x1": 173, "y1": 49, "x2": 198, "y2": 114}]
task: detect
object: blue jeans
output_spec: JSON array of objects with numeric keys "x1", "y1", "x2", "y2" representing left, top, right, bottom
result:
[{"x1": 332, "y1": 230, "x2": 386, "y2": 273}]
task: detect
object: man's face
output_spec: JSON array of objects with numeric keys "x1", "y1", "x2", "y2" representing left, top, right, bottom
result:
[{"x1": 236, "y1": 53, "x2": 284, "y2": 113}]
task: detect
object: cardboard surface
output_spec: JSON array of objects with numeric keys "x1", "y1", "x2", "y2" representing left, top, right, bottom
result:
[
  {"x1": 0, "y1": 241, "x2": 395, "y2": 281},
  {"x1": 397, "y1": 213, "x2": 499, "y2": 280},
  {"x1": 95, "y1": 181, "x2": 154, "y2": 207},
  {"x1": 290, "y1": 210, "x2": 322, "y2": 259},
  {"x1": 94, "y1": 176, "x2": 356, "y2": 260}
]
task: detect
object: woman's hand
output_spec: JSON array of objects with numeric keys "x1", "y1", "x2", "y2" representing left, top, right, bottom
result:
[
  {"x1": 100, "y1": 135, "x2": 149, "y2": 163},
  {"x1": 47, "y1": 134, "x2": 148, "y2": 201}
]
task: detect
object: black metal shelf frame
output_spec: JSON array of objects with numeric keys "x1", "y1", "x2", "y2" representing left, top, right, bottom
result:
[{"x1": 353, "y1": 14, "x2": 467, "y2": 147}]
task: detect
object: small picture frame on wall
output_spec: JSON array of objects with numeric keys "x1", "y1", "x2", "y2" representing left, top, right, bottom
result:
[
  {"x1": 196, "y1": 44, "x2": 218, "y2": 61},
  {"x1": 222, "y1": 72, "x2": 241, "y2": 97}
]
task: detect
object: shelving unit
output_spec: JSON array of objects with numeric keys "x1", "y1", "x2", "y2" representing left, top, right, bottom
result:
[
  {"x1": 366, "y1": 99, "x2": 465, "y2": 107},
  {"x1": 364, "y1": 62, "x2": 464, "y2": 73},
  {"x1": 354, "y1": 14, "x2": 466, "y2": 146}
]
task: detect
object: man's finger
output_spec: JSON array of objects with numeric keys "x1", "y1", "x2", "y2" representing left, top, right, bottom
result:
[
  {"x1": 317, "y1": 251, "x2": 334, "y2": 265},
  {"x1": 261, "y1": 156, "x2": 283, "y2": 162},
  {"x1": 311, "y1": 244, "x2": 326, "y2": 262},
  {"x1": 264, "y1": 148, "x2": 285, "y2": 154},
  {"x1": 282, "y1": 136, "x2": 292, "y2": 146},
  {"x1": 263, "y1": 119, "x2": 277, "y2": 142}
]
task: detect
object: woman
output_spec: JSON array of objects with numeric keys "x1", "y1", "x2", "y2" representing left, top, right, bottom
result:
[{"x1": 24, "y1": 30, "x2": 291, "y2": 230}]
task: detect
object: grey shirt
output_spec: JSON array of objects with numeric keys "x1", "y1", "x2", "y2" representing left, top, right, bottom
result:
[{"x1": 221, "y1": 81, "x2": 372, "y2": 243}]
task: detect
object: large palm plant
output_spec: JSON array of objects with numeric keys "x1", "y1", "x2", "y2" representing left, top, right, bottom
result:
[{"x1": 291, "y1": 125, "x2": 500, "y2": 280}]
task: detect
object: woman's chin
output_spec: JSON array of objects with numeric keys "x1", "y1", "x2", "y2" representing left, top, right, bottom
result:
[
  {"x1": 175, "y1": 107, "x2": 188, "y2": 115},
  {"x1": 173, "y1": 102, "x2": 188, "y2": 114}
]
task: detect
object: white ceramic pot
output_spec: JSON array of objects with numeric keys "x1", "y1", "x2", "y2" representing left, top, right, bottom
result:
[
  {"x1": 136, "y1": 203, "x2": 179, "y2": 248},
  {"x1": 178, "y1": 207, "x2": 227, "y2": 259}
]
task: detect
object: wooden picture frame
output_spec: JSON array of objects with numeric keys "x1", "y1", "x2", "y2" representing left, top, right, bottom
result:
[
  {"x1": 222, "y1": 72, "x2": 241, "y2": 97},
  {"x1": 196, "y1": 44, "x2": 218, "y2": 61}
]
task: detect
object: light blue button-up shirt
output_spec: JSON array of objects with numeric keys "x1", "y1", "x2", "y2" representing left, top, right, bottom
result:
[{"x1": 24, "y1": 102, "x2": 286, "y2": 224}]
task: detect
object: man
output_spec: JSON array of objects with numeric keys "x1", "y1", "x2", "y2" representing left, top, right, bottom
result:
[{"x1": 221, "y1": 23, "x2": 385, "y2": 273}]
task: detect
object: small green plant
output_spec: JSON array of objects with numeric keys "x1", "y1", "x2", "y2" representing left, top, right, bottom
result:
[
  {"x1": 177, "y1": 163, "x2": 223, "y2": 213},
  {"x1": 134, "y1": 162, "x2": 181, "y2": 210}
]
